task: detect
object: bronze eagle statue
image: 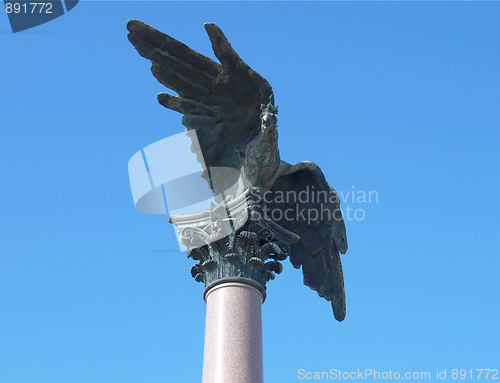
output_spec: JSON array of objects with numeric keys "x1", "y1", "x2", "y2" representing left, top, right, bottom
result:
[{"x1": 127, "y1": 20, "x2": 348, "y2": 321}]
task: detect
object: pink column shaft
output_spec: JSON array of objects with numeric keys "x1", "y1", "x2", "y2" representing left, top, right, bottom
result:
[{"x1": 202, "y1": 282, "x2": 264, "y2": 383}]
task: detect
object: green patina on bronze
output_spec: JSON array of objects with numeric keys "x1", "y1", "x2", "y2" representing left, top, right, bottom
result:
[{"x1": 127, "y1": 20, "x2": 348, "y2": 321}]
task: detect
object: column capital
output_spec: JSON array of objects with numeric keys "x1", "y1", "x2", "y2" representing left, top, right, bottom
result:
[{"x1": 169, "y1": 188, "x2": 300, "y2": 296}]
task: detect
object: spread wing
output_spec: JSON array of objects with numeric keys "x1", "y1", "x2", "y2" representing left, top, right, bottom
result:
[
  {"x1": 126, "y1": 20, "x2": 274, "y2": 171},
  {"x1": 267, "y1": 161, "x2": 348, "y2": 321}
]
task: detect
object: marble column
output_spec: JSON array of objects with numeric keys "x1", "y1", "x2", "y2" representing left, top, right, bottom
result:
[{"x1": 202, "y1": 282, "x2": 264, "y2": 383}]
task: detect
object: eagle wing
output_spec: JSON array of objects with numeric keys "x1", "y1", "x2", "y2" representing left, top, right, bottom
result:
[
  {"x1": 126, "y1": 20, "x2": 274, "y2": 171},
  {"x1": 267, "y1": 161, "x2": 348, "y2": 321}
]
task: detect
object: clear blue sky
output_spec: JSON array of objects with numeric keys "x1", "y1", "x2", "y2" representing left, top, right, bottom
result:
[{"x1": 1, "y1": 2, "x2": 499, "y2": 382}]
